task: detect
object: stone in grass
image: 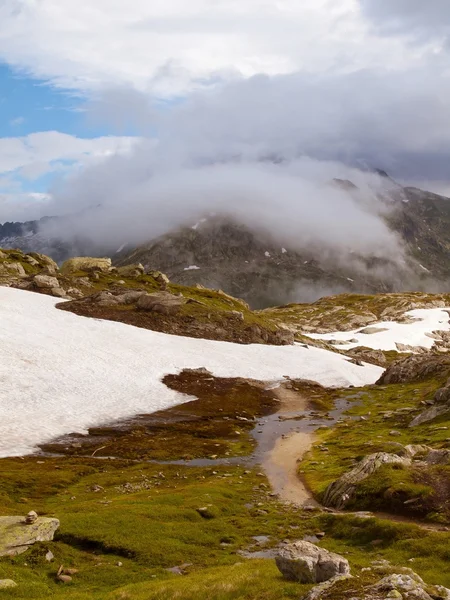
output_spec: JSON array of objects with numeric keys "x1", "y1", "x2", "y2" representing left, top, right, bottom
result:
[
  {"x1": 0, "y1": 580, "x2": 18, "y2": 589},
  {"x1": 275, "y1": 541, "x2": 350, "y2": 583},
  {"x1": 196, "y1": 506, "x2": 217, "y2": 519},
  {"x1": 0, "y1": 516, "x2": 60, "y2": 557}
]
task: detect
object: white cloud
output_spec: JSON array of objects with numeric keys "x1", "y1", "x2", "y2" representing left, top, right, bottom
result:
[
  {"x1": 0, "y1": 131, "x2": 138, "y2": 177},
  {"x1": 0, "y1": 132, "x2": 138, "y2": 221},
  {"x1": 360, "y1": 0, "x2": 450, "y2": 40},
  {"x1": 9, "y1": 116, "x2": 25, "y2": 127},
  {"x1": 0, "y1": 0, "x2": 430, "y2": 94}
]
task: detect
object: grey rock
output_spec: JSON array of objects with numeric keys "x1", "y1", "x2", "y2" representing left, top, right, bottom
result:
[
  {"x1": 34, "y1": 274, "x2": 60, "y2": 289},
  {"x1": 323, "y1": 452, "x2": 409, "y2": 509},
  {"x1": 0, "y1": 516, "x2": 60, "y2": 557},
  {"x1": 301, "y1": 575, "x2": 352, "y2": 600},
  {"x1": 137, "y1": 291, "x2": 187, "y2": 315},
  {"x1": 275, "y1": 541, "x2": 350, "y2": 583}
]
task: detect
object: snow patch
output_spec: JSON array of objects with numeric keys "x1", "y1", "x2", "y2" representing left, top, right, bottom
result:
[
  {"x1": 0, "y1": 288, "x2": 383, "y2": 457},
  {"x1": 265, "y1": 251, "x2": 271, "y2": 258},
  {"x1": 306, "y1": 308, "x2": 450, "y2": 352},
  {"x1": 419, "y1": 264, "x2": 430, "y2": 272},
  {"x1": 281, "y1": 248, "x2": 287, "y2": 254},
  {"x1": 184, "y1": 265, "x2": 201, "y2": 271},
  {"x1": 116, "y1": 243, "x2": 127, "y2": 253},
  {"x1": 192, "y1": 218, "x2": 207, "y2": 230}
]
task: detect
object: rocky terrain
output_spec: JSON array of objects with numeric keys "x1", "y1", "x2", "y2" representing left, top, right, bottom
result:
[{"x1": 1, "y1": 248, "x2": 450, "y2": 599}]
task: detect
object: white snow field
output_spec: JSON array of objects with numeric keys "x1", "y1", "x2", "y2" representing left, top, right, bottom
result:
[
  {"x1": 306, "y1": 308, "x2": 450, "y2": 351},
  {"x1": 0, "y1": 287, "x2": 383, "y2": 457}
]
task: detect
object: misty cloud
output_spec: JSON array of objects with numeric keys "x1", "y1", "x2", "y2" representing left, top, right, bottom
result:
[
  {"x1": 360, "y1": 0, "x2": 450, "y2": 41},
  {"x1": 39, "y1": 65, "x2": 450, "y2": 265}
]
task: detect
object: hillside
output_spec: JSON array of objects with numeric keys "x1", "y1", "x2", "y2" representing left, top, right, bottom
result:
[
  {"x1": 1, "y1": 251, "x2": 450, "y2": 599},
  {"x1": 2, "y1": 179, "x2": 450, "y2": 308}
]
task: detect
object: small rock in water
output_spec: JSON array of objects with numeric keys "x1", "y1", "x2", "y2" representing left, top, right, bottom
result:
[{"x1": 25, "y1": 511, "x2": 38, "y2": 524}]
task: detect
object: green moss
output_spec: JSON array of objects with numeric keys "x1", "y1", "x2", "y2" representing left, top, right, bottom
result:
[{"x1": 302, "y1": 377, "x2": 450, "y2": 520}]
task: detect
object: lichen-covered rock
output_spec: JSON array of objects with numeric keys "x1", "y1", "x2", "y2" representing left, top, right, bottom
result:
[
  {"x1": 61, "y1": 257, "x2": 112, "y2": 274},
  {"x1": 378, "y1": 356, "x2": 450, "y2": 385},
  {"x1": 137, "y1": 291, "x2": 187, "y2": 315},
  {"x1": 323, "y1": 452, "x2": 409, "y2": 509},
  {"x1": 117, "y1": 263, "x2": 145, "y2": 277},
  {"x1": 148, "y1": 270, "x2": 170, "y2": 285},
  {"x1": 0, "y1": 516, "x2": 60, "y2": 556},
  {"x1": 275, "y1": 541, "x2": 350, "y2": 583},
  {"x1": 28, "y1": 253, "x2": 59, "y2": 273},
  {"x1": 346, "y1": 347, "x2": 387, "y2": 367},
  {"x1": 4, "y1": 262, "x2": 26, "y2": 276},
  {"x1": 301, "y1": 575, "x2": 352, "y2": 600},
  {"x1": 34, "y1": 274, "x2": 60, "y2": 289},
  {"x1": 371, "y1": 572, "x2": 450, "y2": 600},
  {"x1": 410, "y1": 377, "x2": 450, "y2": 426}
]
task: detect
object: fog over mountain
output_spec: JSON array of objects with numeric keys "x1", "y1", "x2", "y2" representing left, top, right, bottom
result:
[{"x1": 36, "y1": 65, "x2": 450, "y2": 268}]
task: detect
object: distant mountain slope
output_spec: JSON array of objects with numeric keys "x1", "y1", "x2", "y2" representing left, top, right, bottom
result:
[
  {"x1": 1, "y1": 180, "x2": 450, "y2": 307},
  {"x1": 114, "y1": 218, "x2": 415, "y2": 308}
]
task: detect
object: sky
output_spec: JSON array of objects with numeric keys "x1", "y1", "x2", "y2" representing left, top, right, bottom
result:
[{"x1": 1, "y1": 0, "x2": 450, "y2": 225}]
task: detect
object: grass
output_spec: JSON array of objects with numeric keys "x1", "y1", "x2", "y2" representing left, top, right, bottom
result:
[{"x1": 302, "y1": 377, "x2": 450, "y2": 521}]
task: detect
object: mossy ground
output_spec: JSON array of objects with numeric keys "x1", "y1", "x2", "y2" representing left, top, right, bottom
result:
[
  {"x1": 302, "y1": 376, "x2": 450, "y2": 522},
  {"x1": 39, "y1": 373, "x2": 279, "y2": 460}
]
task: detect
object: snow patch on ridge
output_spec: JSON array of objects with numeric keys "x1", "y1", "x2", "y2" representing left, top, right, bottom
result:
[
  {"x1": 0, "y1": 288, "x2": 383, "y2": 458},
  {"x1": 306, "y1": 308, "x2": 450, "y2": 351}
]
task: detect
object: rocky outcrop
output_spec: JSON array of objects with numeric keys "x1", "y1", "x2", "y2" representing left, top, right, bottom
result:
[
  {"x1": 275, "y1": 541, "x2": 350, "y2": 583},
  {"x1": 410, "y1": 377, "x2": 450, "y2": 426},
  {"x1": 368, "y1": 572, "x2": 450, "y2": 600},
  {"x1": 346, "y1": 347, "x2": 387, "y2": 367},
  {"x1": 302, "y1": 575, "x2": 352, "y2": 600},
  {"x1": 323, "y1": 452, "x2": 409, "y2": 509},
  {"x1": 34, "y1": 274, "x2": 60, "y2": 289},
  {"x1": 0, "y1": 515, "x2": 60, "y2": 557},
  {"x1": 117, "y1": 263, "x2": 145, "y2": 277},
  {"x1": 377, "y1": 355, "x2": 450, "y2": 385},
  {"x1": 300, "y1": 567, "x2": 450, "y2": 600},
  {"x1": 137, "y1": 291, "x2": 187, "y2": 315},
  {"x1": 61, "y1": 257, "x2": 112, "y2": 274}
]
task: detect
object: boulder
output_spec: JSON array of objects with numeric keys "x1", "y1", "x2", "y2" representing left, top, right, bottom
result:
[
  {"x1": 148, "y1": 270, "x2": 170, "y2": 285},
  {"x1": 323, "y1": 452, "x2": 409, "y2": 509},
  {"x1": 359, "y1": 327, "x2": 389, "y2": 335},
  {"x1": 29, "y1": 253, "x2": 59, "y2": 273},
  {"x1": 0, "y1": 580, "x2": 17, "y2": 589},
  {"x1": 137, "y1": 292, "x2": 187, "y2": 315},
  {"x1": 5, "y1": 262, "x2": 26, "y2": 276},
  {"x1": 34, "y1": 274, "x2": 60, "y2": 289},
  {"x1": 410, "y1": 378, "x2": 450, "y2": 426},
  {"x1": 51, "y1": 287, "x2": 68, "y2": 299},
  {"x1": 23, "y1": 255, "x2": 40, "y2": 267},
  {"x1": 0, "y1": 516, "x2": 60, "y2": 557},
  {"x1": 115, "y1": 291, "x2": 147, "y2": 305},
  {"x1": 275, "y1": 541, "x2": 350, "y2": 583},
  {"x1": 61, "y1": 257, "x2": 112, "y2": 275},
  {"x1": 370, "y1": 572, "x2": 450, "y2": 600},
  {"x1": 117, "y1": 264, "x2": 145, "y2": 278},
  {"x1": 301, "y1": 575, "x2": 352, "y2": 600},
  {"x1": 377, "y1": 355, "x2": 450, "y2": 385},
  {"x1": 346, "y1": 347, "x2": 387, "y2": 367},
  {"x1": 66, "y1": 287, "x2": 83, "y2": 299}
]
